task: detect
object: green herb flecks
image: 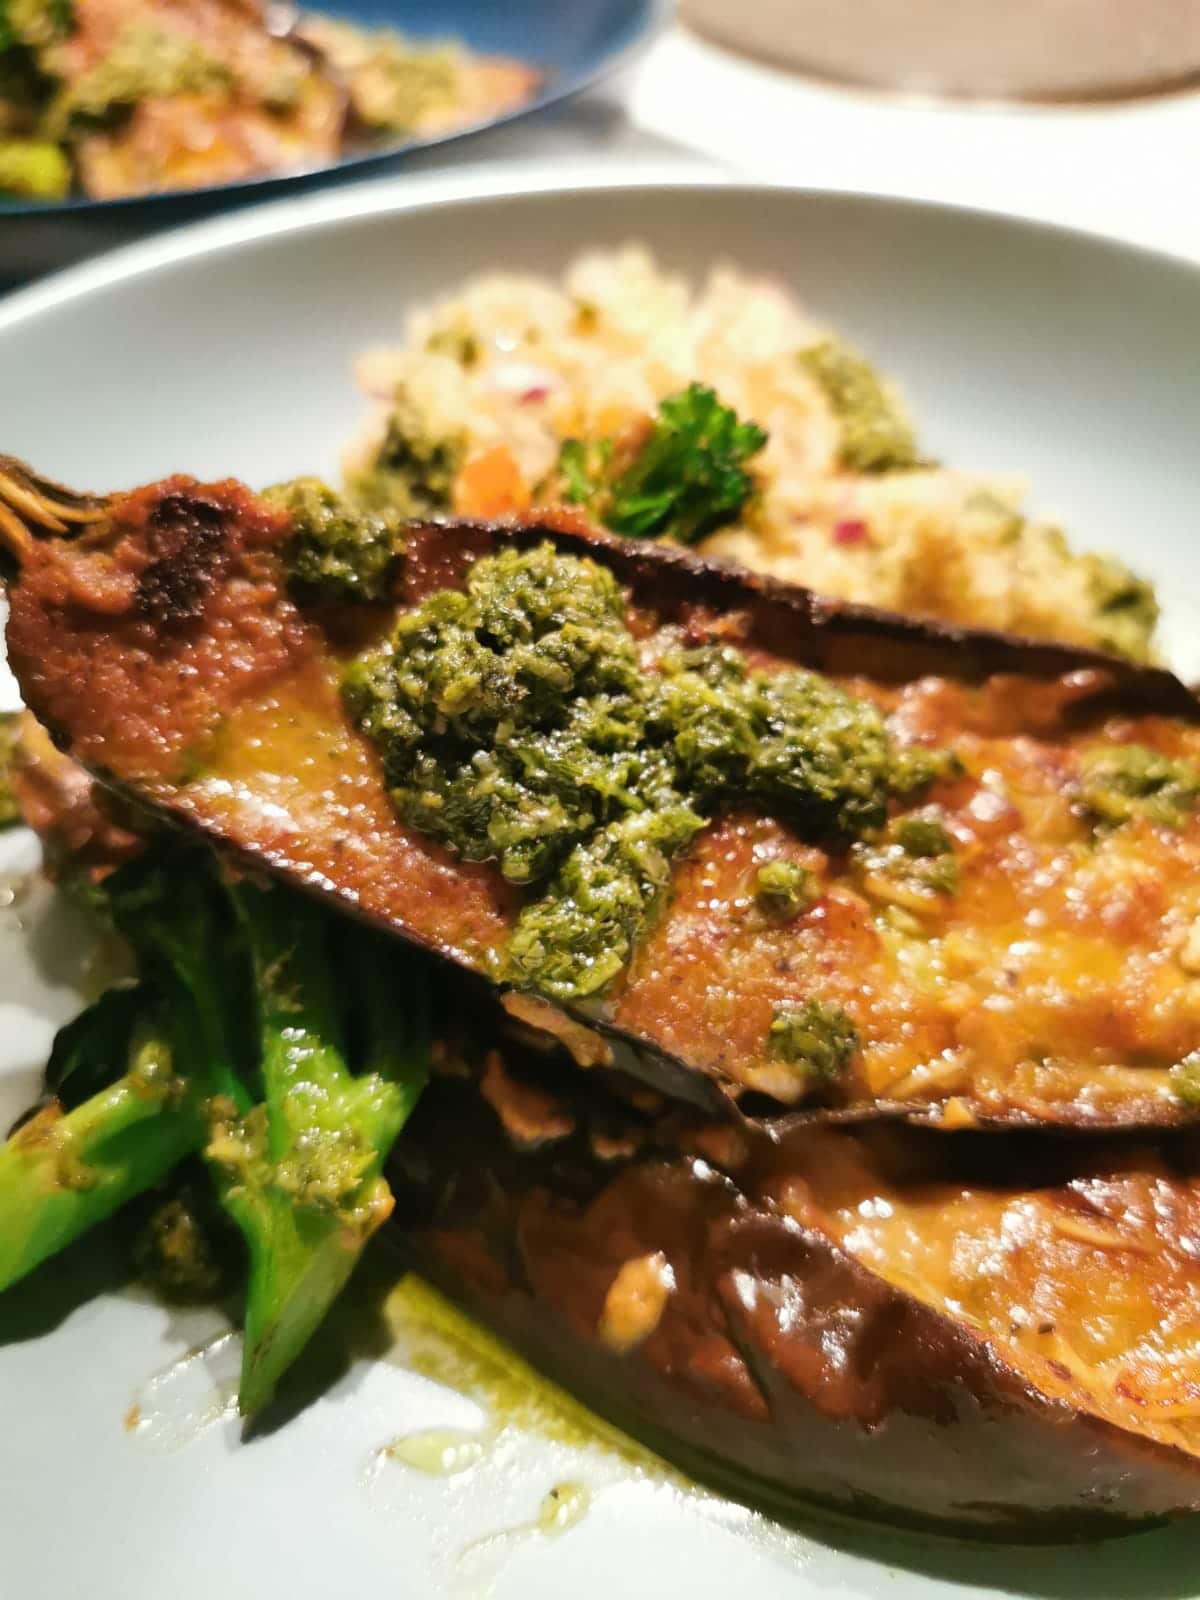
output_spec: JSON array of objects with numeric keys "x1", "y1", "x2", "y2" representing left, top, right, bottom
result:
[
  {"x1": 1085, "y1": 554, "x2": 1159, "y2": 662},
  {"x1": 0, "y1": 0, "x2": 73, "y2": 52}
]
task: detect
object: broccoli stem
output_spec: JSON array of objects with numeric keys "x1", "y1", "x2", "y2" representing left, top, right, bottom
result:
[
  {"x1": 219, "y1": 885, "x2": 429, "y2": 1414},
  {"x1": 107, "y1": 850, "x2": 252, "y2": 1114},
  {"x1": 0, "y1": 1024, "x2": 204, "y2": 1292},
  {"x1": 0, "y1": 850, "x2": 254, "y2": 1296}
]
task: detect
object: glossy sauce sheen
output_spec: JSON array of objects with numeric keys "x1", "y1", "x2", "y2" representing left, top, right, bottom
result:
[
  {"x1": 7, "y1": 481, "x2": 1200, "y2": 1127},
  {"x1": 394, "y1": 1077, "x2": 1200, "y2": 1536}
]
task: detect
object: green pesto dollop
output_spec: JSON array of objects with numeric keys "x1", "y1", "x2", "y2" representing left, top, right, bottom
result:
[
  {"x1": 1078, "y1": 743, "x2": 1200, "y2": 831},
  {"x1": 798, "y1": 338, "x2": 923, "y2": 475},
  {"x1": 767, "y1": 998, "x2": 859, "y2": 1090},
  {"x1": 344, "y1": 543, "x2": 949, "y2": 1000},
  {"x1": 266, "y1": 477, "x2": 405, "y2": 604},
  {"x1": 0, "y1": 712, "x2": 20, "y2": 831},
  {"x1": 754, "y1": 859, "x2": 816, "y2": 920}
]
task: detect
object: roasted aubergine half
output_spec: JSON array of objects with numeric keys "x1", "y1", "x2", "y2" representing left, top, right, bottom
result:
[
  {"x1": 4, "y1": 458, "x2": 1200, "y2": 1132},
  {"x1": 390, "y1": 1051, "x2": 1200, "y2": 1540}
]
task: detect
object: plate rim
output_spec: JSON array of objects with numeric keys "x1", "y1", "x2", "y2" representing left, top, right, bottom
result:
[{"x1": 3, "y1": 160, "x2": 1200, "y2": 342}]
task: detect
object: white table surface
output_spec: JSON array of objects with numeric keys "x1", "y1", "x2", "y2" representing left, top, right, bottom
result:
[{"x1": 404, "y1": 17, "x2": 1200, "y2": 266}]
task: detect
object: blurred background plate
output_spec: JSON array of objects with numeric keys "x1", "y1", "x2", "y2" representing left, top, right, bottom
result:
[
  {"x1": 0, "y1": 0, "x2": 665, "y2": 280},
  {"x1": 680, "y1": 0, "x2": 1200, "y2": 102},
  {"x1": 2, "y1": 168, "x2": 1200, "y2": 1599}
]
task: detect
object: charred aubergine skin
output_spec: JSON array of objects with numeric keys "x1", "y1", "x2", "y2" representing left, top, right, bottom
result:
[
  {"x1": 4, "y1": 461, "x2": 1200, "y2": 1131},
  {"x1": 389, "y1": 1076, "x2": 1200, "y2": 1540}
]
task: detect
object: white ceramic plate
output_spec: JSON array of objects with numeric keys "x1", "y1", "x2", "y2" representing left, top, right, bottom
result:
[{"x1": 2, "y1": 169, "x2": 1200, "y2": 1600}]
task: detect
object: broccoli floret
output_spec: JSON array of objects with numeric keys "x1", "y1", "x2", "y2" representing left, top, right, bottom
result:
[
  {"x1": 0, "y1": 710, "x2": 20, "y2": 829},
  {"x1": 0, "y1": 139, "x2": 70, "y2": 200},
  {"x1": 1078, "y1": 744, "x2": 1200, "y2": 830},
  {"x1": 266, "y1": 476, "x2": 405, "y2": 605},
  {"x1": 558, "y1": 383, "x2": 767, "y2": 546},
  {"x1": 0, "y1": 845, "x2": 258, "y2": 1295},
  {"x1": 798, "y1": 338, "x2": 923, "y2": 474},
  {"x1": 0, "y1": 838, "x2": 432, "y2": 1412},
  {"x1": 754, "y1": 860, "x2": 816, "y2": 920},
  {"x1": 767, "y1": 998, "x2": 859, "y2": 1094},
  {"x1": 0, "y1": 1007, "x2": 208, "y2": 1293},
  {"x1": 213, "y1": 881, "x2": 429, "y2": 1414}
]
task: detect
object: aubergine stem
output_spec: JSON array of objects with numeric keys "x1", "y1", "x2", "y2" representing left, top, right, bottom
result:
[
  {"x1": 0, "y1": 455, "x2": 105, "y2": 565},
  {"x1": 216, "y1": 883, "x2": 430, "y2": 1416},
  {"x1": 0, "y1": 1021, "x2": 205, "y2": 1292}
]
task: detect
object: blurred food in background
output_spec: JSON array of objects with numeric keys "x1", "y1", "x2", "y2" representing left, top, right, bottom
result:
[
  {"x1": 347, "y1": 245, "x2": 1158, "y2": 659},
  {"x1": 0, "y1": 0, "x2": 539, "y2": 202},
  {"x1": 681, "y1": 0, "x2": 1200, "y2": 101}
]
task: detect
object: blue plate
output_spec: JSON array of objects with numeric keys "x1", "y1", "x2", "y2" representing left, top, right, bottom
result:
[{"x1": 0, "y1": 0, "x2": 665, "y2": 274}]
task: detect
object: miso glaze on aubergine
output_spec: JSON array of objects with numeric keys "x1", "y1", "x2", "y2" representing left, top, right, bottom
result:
[
  {"x1": 4, "y1": 459, "x2": 1200, "y2": 1131},
  {"x1": 388, "y1": 1067, "x2": 1200, "y2": 1540}
]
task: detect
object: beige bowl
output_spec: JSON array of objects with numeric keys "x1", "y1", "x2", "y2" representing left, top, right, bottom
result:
[{"x1": 681, "y1": 0, "x2": 1200, "y2": 100}]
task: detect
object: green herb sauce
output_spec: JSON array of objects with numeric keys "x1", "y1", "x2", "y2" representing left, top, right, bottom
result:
[
  {"x1": 852, "y1": 810, "x2": 959, "y2": 898},
  {"x1": 267, "y1": 477, "x2": 406, "y2": 605},
  {"x1": 767, "y1": 998, "x2": 859, "y2": 1089},
  {"x1": 1078, "y1": 744, "x2": 1200, "y2": 831},
  {"x1": 344, "y1": 543, "x2": 950, "y2": 1000},
  {"x1": 753, "y1": 860, "x2": 816, "y2": 920}
]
